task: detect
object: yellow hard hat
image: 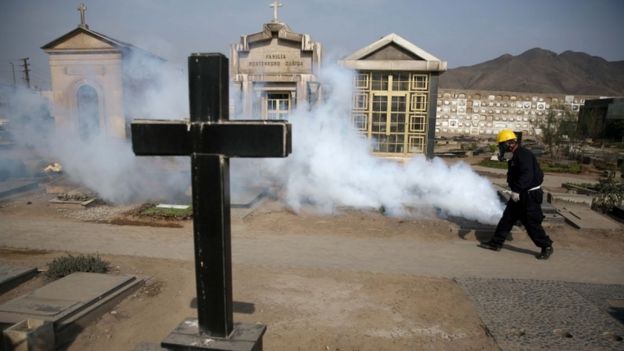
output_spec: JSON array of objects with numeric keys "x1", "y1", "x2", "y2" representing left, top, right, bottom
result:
[{"x1": 496, "y1": 129, "x2": 517, "y2": 143}]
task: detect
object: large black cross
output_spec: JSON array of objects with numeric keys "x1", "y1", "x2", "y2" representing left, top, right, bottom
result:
[{"x1": 131, "y1": 53, "x2": 291, "y2": 343}]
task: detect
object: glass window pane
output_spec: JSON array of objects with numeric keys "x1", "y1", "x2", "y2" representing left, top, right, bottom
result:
[
  {"x1": 409, "y1": 114, "x2": 426, "y2": 132},
  {"x1": 392, "y1": 72, "x2": 410, "y2": 91},
  {"x1": 355, "y1": 73, "x2": 369, "y2": 89},
  {"x1": 410, "y1": 94, "x2": 428, "y2": 111},
  {"x1": 409, "y1": 136, "x2": 424, "y2": 153},
  {"x1": 411, "y1": 74, "x2": 429, "y2": 90},
  {"x1": 353, "y1": 93, "x2": 368, "y2": 110},
  {"x1": 352, "y1": 113, "x2": 368, "y2": 131}
]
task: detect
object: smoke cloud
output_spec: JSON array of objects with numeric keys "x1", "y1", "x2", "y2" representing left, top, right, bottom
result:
[
  {"x1": 233, "y1": 65, "x2": 504, "y2": 224},
  {"x1": 1, "y1": 49, "x2": 190, "y2": 203},
  {"x1": 1, "y1": 49, "x2": 503, "y2": 224}
]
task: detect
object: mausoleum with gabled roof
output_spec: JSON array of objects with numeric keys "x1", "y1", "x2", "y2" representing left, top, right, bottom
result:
[
  {"x1": 340, "y1": 33, "x2": 447, "y2": 158},
  {"x1": 41, "y1": 4, "x2": 161, "y2": 140}
]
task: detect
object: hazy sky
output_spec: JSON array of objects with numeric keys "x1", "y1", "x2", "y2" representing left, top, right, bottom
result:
[{"x1": 1, "y1": 0, "x2": 623, "y2": 90}]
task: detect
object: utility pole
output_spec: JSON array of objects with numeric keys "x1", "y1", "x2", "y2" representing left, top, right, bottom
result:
[
  {"x1": 20, "y1": 57, "x2": 31, "y2": 89},
  {"x1": 10, "y1": 62, "x2": 16, "y2": 87}
]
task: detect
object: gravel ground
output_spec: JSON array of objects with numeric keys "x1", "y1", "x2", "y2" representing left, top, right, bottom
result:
[
  {"x1": 57, "y1": 203, "x2": 139, "y2": 222},
  {"x1": 456, "y1": 278, "x2": 624, "y2": 351}
]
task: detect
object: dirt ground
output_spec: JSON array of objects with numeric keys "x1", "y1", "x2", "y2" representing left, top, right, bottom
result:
[
  {"x1": 0, "y1": 249, "x2": 495, "y2": 351},
  {"x1": 0, "y1": 166, "x2": 622, "y2": 350},
  {"x1": 0, "y1": 193, "x2": 499, "y2": 351}
]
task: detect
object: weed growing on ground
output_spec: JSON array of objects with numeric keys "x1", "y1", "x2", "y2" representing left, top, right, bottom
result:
[{"x1": 46, "y1": 254, "x2": 110, "y2": 279}]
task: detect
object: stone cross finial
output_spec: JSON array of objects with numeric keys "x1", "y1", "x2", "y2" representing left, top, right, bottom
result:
[
  {"x1": 77, "y1": 3, "x2": 88, "y2": 28},
  {"x1": 270, "y1": 0, "x2": 282, "y2": 22}
]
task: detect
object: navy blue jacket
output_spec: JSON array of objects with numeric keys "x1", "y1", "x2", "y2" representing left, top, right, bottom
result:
[{"x1": 507, "y1": 146, "x2": 543, "y2": 193}]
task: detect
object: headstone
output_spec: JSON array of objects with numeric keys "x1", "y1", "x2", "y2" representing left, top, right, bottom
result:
[
  {"x1": 0, "y1": 273, "x2": 143, "y2": 347},
  {"x1": 131, "y1": 53, "x2": 291, "y2": 351}
]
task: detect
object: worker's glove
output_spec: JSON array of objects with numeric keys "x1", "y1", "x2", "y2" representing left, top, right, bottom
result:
[{"x1": 511, "y1": 192, "x2": 520, "y2": 202}]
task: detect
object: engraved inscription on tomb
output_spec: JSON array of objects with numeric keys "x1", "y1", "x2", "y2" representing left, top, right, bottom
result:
[{"x1": 241, "y1": 51, "x2": 309, "y2": 73}]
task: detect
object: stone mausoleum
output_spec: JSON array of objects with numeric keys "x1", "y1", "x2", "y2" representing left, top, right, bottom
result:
[
  {"x1": 578, "y1": 98, "x2": 624, "y2": 141},
  {"x1": 340, "y1": 34, "x2": 447, "y2": 158},
  {"x1": 41, "y1": 4, "x2": 162, "y2": 140},
  {"x1": 230, "y1": 3, "x2": 322, "y2": 119}
]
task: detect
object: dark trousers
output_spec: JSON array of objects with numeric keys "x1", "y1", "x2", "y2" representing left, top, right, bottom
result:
[{"x1": 491, "y1": 189, "x2": 553, "y2": 248}]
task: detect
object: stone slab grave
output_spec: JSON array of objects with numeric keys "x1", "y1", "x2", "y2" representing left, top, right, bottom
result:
[
  {"x1": 48, "y1": 189, "x2": 97, "y2": 209},
  {"x1": 0, "y1": 272, "x2": 143, "y2": 348},
  {"x1": 0, "y1": 264, "x2": 38, "y2": 295},
  {"x1": 0, "y1": 179, "x2": 40, "y2": 200},
  {"x1": 547, "y1": 191, "x2": 594, "y2": 207},
  {"x1": 557, "y1": 204, "x2": 623, "y2": 230}
]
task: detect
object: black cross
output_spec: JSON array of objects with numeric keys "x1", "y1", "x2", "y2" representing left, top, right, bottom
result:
[{"x1": 131, "y1": 54, "x2": 291, "y2": 342}]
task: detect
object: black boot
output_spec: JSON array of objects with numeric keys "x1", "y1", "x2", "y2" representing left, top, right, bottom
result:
[
  {"x1": 479, "y1": 241, "x2": 502, "y2": 251},
  {"x1": 536, "y1": 246, "x2": 553, "y2": 260}
]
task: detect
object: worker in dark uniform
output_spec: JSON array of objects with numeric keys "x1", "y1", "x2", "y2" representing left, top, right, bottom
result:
[{"x1": 480, "y1": 129, "x2": 554, "y2": 260}]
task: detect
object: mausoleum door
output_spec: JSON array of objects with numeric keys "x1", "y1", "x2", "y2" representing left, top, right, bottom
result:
[
  {"x1": 76, "y1": 85, "x2": 100, "y2": 139},
  {"x1": 265, "y1": 92, "x2": 291, "y2": 120},
  {"x1": 371, "y1": 92, "x2": 408, "y2": 154}
]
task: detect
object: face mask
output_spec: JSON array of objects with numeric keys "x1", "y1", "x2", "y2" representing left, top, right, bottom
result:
[
  {"x1": 497, "y1": 141, "x2": 514, "y2": 161},
  {"x1": 497, "y1": 143, "x2": 507, "y2": 161}
]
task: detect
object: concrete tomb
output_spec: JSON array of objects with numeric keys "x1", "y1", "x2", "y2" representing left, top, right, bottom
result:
[
  {"x1": 0, "y1": 272, "x2": 143, "y2": 349},
  {"x1": 0, "y1": 264, "x2": 37, "y2": 295}
]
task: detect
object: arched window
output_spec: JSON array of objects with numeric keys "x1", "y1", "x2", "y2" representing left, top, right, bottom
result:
[{"x1": 77, "y1": 85, "x2": 99, "y2": 139}]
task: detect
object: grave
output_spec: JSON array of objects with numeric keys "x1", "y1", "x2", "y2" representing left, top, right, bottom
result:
[
  {"x1": 556, "y1": 204, "x2": 623, "y2": 230},
  {"x1": 0, "y1": 272, "x2": 143, "y2": 348},
  {"x1": 48, "y1": 192, "x2": 97, "y2": 208},
  {"x1": 0, "y1": 264, "x2": 37, "y2": 295},
  {"x1": 0, "y1": 179, "x2": 40, "y2": 200},
  {"x1": 546, "y1": 191, "x2": 594, "y2": 207},
  {"x1": 131, "y1": 53, "x2": 291, "y2": 350}
]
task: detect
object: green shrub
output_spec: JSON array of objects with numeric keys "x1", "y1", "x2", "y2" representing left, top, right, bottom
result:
[
  {"x1": 541, "y1": 162, "x2": 582, "y2": 174},
  {"x1": 591, "y1": 172, "x2": 624, "y2": 212},
  {"x1": 46, "y1": 254, "x2": 110, "y2": 279},
  {"x1": 478, "y1": 159, "x2": 508, "y2": 169},
  {"x1": 139, "y1": 204, "x2": 193, "y2": 219}
]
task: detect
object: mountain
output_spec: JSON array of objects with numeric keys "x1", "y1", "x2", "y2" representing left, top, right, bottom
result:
[{"x1": 439, "y1": 48, "x2": 624, "y2": 96}]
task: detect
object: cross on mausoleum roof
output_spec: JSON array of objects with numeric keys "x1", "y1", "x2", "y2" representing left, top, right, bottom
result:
[
  {"x1": 77, "y1": 3, "x2": 88, "y2": 28},
  {"x1": 270, "y1": 0, "x2": 282, "y2": 22}
]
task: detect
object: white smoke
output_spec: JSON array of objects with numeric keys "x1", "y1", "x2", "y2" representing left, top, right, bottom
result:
[
  {"x1": 1, "y1": 49, "x2": 191, "y2": 204},
  {"x1": 234, "y1": 64, "x2": 504, "y2": 224},
  {"x1": 3, "y1": 48, "x2": 503, "y2": 223},
  {"x1": 122, "y1": 49, "x2": 189, "y2": 118}
]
